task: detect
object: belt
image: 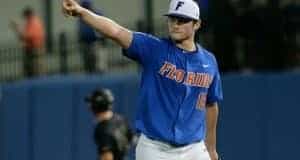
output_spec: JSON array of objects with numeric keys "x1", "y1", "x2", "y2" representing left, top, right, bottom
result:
[
  {"x1": 166, "y1": 141, "x2": 189, "y2": 148},
  {"x1": 144, "y1": 134, "x2": 194, "y2": 148}
]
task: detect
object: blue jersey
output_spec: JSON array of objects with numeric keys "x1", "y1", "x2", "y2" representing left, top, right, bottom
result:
[{"x1": 123, "y1": 32, "x2": 223, "y2": 145}]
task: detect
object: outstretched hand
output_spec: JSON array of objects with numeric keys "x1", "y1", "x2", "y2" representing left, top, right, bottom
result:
[{"x1": 62, "y1": 0, "x2": 83, "y2": 17}]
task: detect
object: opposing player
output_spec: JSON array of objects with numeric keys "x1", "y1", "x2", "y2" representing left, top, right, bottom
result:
[
  {"x1": 85, "y1": 88, "x2": 133, "y2": 160},
  {"x1": 63, "y1": 0, "x2": 223, "y2": 159}
]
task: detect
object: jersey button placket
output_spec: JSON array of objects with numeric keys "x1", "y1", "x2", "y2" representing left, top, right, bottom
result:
[
  {"x1": 174, "y1": 107, "x2": 184, "y2": 142},
  {"x1": 174, "y1": 124, "x2": 181, "y2": 143}
]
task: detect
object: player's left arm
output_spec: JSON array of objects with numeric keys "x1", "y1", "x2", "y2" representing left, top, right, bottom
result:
[
  {"x1": 205, "y1": 102, "x2": 219, "y2": 160},
  {"x1": 204, "y1": 53, "x2": 223, "y2": 160}
]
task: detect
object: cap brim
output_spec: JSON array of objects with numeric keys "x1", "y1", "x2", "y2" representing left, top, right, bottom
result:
[
  {"x1": 164, "y1": 13, "x2": 198, "y2": 21},
  {"x1": 99, "y1": 146, "x2": 114, "y2": 153}
]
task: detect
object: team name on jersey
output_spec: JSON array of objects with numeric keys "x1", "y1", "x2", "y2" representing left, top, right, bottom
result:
[{"x1": 158, "y1": 61, "x2": 213, "y2": 88}]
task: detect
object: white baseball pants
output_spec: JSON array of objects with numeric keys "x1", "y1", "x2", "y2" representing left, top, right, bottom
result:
[{"x1": 136, "y1": 134, "x2": 211, "y2": 160}]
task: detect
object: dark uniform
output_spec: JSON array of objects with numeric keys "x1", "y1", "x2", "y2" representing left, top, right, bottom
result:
[
  {"x1": 94, "y1": 114, "x2": 132, "y2": 160},
  {"x1": 85, "y1": 88, "x2": 133, "y2": 160}
]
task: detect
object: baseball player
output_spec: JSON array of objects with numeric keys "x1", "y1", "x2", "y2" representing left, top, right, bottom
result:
[
  {"x1": 63, "y1": 0, "x2": 223, "y2": 160},
  {"x1": 85, "y1": 88, "x2": 133, "y2": 160}
]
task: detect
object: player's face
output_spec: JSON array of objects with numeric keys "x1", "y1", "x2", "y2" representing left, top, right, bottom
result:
[
  {"x1": 167, "y1": 16, "x2": 200, "y2": 42},
  {"x1": 100, "y1": 151, "x2": 114, "y2": 160}
]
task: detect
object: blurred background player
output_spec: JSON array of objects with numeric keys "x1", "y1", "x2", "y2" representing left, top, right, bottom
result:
[
  {"x1": 78, "y1": 0, "x2": 105, "y2": 73},
  {"x1": 85, "y1": 88, "x2": 133, "y2": 160},
  {"x1": 10, "y1": 6, "x2": 45, "y2": 78}
]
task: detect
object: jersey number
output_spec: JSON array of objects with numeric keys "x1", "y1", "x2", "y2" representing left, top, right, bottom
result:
[{"x1": 196, "y1": 93, "x2": 207, "y2": 110}]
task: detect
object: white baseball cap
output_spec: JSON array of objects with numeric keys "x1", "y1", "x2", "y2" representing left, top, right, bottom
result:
[{"x1": 164, "y1": 0, "x2": 200, "y2": 20}]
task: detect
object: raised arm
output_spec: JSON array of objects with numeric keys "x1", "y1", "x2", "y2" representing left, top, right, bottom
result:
[{"x1": 62, "y1": 0, "x2": 133, "y2": 49}]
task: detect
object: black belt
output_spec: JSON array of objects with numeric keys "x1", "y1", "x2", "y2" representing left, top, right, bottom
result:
[
  {"x1": 167, "y1": 142, "x2": 189, "y2": 148},
  {"x1": 146, "y1": 135, "x2": 192, "y2": 148}
]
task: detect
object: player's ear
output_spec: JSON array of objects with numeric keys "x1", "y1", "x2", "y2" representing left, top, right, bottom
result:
[{"x1": 193, "y1": 20, "x2": 201, "y2": 31}]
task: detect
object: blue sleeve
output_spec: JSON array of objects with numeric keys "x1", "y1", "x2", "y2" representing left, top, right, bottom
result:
[
  {"x1": 123, "y1": 32, "x2": 161, "y2": 65},
  {"x1": 207, "y1": 65, "x2": 223, "y2": 104}
]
